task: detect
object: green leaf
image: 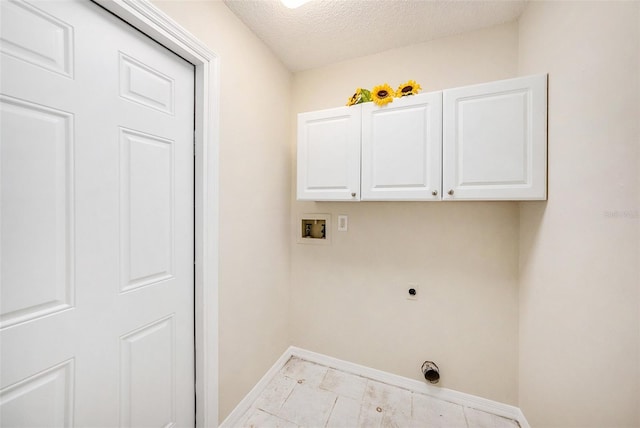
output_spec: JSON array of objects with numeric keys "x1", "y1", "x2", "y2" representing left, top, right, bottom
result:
[{"x1": 360, "y1": 88, "x2": 372, "y2": 103}]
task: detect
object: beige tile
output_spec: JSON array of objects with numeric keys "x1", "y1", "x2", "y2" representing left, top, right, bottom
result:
[
  {"x1": 358, "y1": 402, "x2": 384, "y2": 428},
  {"x1": 232, "y1": 358, "x2": 523, "y2": 428},
  {"x1": 381, "y1": 405, "x2": 411, "y2": 428},
  {"x1": 360, "y1": 380, "x2": 413, "y2": 428},
  {"x1": 281, "y1": 357, "x2": 329, "y2": 389},
  {"x1": 363, "y1": 379, "x2": 412, "y2": 419},
  {"x1": 276, "y1": 383, "x2": 337, "y2": 427},
  {"x1": 325, "y1": 396, "x2": 361, "y2": 428},
  {"x1": 240, "y1": 409, "x2": 298, "y2": 428},
  {"x1": 357, "y1": 402, "x2": 415, "y2": 428},
  {"x1": 464, "y1": 407, "x2": 519, "y2": 428},
  {"x1": 320, "y1": 368, "x2": 368, "y2": 401},
  {"x1": 253, "y1": 374, "x2": 297, "y2": 414},
  {"x1": 411, "y1": 393, "x2": 467, "y2": 428}
]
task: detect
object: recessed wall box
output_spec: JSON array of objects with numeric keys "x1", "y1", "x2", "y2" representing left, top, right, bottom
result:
[{"x1": 298, "y1": 214, "x2": 331, "y2": 245}]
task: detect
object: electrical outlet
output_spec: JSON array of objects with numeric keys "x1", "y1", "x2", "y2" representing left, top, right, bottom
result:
[
  {"x1": 406, "y1": 283, "x2": 419, "y2": 300},
  {"x1": 337, "y1": 215, "x2": 348, "y2": 231}
]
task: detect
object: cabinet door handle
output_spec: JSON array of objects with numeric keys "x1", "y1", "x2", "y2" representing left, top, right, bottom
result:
[
  {"x1": 448, "y1": 189, "x2": 454, "y2": 195},
  {"x1": 432, "y1": 190, "x2": 438, "y2": 196},
  {"x1": 351, "y1": 192, "x2": 356, "y2": 198}
]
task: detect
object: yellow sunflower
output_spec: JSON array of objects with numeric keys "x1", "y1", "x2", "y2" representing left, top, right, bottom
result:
[
  {"x1": 346, "y1": 88, "x2": 362, "y2": 106},
  {"x1": 396, "y1": 80, "x2": 422, "y2": 97},
  {"x1": 372, "y1": 83, "x2": 394, "y2": 106},
  {"x1": 346, "y1": 88, "x2": 372, "y2": 106}
]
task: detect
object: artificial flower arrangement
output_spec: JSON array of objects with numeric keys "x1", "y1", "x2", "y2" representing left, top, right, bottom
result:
[{"x1": 347, "y1": 80, "x2": 422, "y2": 107}]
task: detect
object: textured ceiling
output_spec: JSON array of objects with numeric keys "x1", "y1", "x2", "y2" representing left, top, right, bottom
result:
[{"x1": 223, "y1": 0, "x2": 528, "y2": 72}]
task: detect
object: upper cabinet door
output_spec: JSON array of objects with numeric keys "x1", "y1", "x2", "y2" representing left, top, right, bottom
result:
[
  {"x1": 297, "y1": 105, "x2": 362, "y2": 201},
  {"x1": 442, "y1": 74, "x2": 547, "y2": 200},
  {"x1": 361, "y1": 92, "x2": 443, "y2": 201}
]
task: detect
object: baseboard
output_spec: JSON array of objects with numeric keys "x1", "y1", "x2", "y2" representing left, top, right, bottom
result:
[{"x1": 220, "y1": 346, "x2": 530, "y2": 428}]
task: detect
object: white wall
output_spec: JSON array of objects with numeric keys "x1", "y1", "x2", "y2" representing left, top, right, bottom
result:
[
  {"x1": 290, "y1": 23, "x2": 522, "y2": 405},
  {"x1": 151, "y1": 1, "x2": 292, "y2": 421},
  {"x1": 518, "y1": 1, "x2": 640, "y2": 426},
  {"x1": 151, "y1": 2, "x2": 640, "y2": 424}
]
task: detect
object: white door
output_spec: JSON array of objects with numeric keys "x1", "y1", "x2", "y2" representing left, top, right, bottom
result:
[
  {"x1": 361, "y1": 91, "x2": 442, "y2": 201},
  {"x1": 0, "y1": 0, "x2": 195, "y2": 426},
  {"x1": 442, "y1": 74, "x2": 547, "y2": 200},
  {"x1": 297, "y1": 105, "x2": 361, "y2": 201}
]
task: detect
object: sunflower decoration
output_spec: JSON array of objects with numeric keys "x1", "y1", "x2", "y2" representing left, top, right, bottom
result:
[
  {"x1": 372, "y1": 83, "x2": 395, "y2": 107},
  {"x1": 396, "y1": 80, "x2": 422, "y2": 97},
  {"x1": 346, "y1": 87, "x2": 372, "y2": 106}
]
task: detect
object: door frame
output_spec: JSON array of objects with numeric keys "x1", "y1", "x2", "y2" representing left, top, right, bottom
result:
[{"x1": 92, "y1": 0, "x2": 220, "y2": 425}]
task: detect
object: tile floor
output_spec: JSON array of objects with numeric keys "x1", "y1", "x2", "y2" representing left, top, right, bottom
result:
[{"x1": 234, "y1": 357, "x2": 520, "y2": 428}]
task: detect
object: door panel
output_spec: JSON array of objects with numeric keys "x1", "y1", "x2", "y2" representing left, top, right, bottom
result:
[
  {"x1": 120, "y1": 316, "x2": 175, "y2": 428},
  {"x1": 119, "y1": 128, "x2": 175, "y2": 293},
  {"x1": 0, "y1": 0, "x2": 74, "y2": 77},
  {"x1": 361, "y1": 92, "x2": 442, "y2": 200},
  {"x1": 0, "y1": 0, "x2": 195, "y2": 426},
  {"x1": 0, "y1": 359, "x2": 74, "y2": 427},
  {"x1": 442, "y1": 74, "x2": 547, "y2": 200},
  {"x1": 0, "y1": 96, "x2": 74, "y2": 329},
  {"x1": 119, "y1": 53, "x2": 175, "y2": 115},
  {"x1": 297, "y1": 106, "x2": 361, "y2": 201}
]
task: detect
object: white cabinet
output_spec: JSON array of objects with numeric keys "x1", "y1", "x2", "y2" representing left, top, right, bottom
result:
[
  {"x1": 297, "y1": 105, "x2": 361, "y2": 201},
  {"x1": 442, "y1": 74, "x2": 547, "y2": 200},
  {"x1": 361, "y1": 91, "x2": 442, "y2": 201},
  {"x1": 296, "y1": 92, "x2": 442, "y2": 202},
  {"x1": 296, "y1": 74, "x2": 547, "y2": 202}
]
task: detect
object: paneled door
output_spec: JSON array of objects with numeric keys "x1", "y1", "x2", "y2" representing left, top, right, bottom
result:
[
  {"x1": 297, "y1": 105, "x2": 362, "y2": 201},
  {"x1": 442, "y1": 74, "x2": 547, "y2": 200},
  {"x1": 0, "y1": 0, "x2": 195, "y2": 426},
  {"x1": 361, "y1": 91, "x2": 443, "y2": 201}
]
